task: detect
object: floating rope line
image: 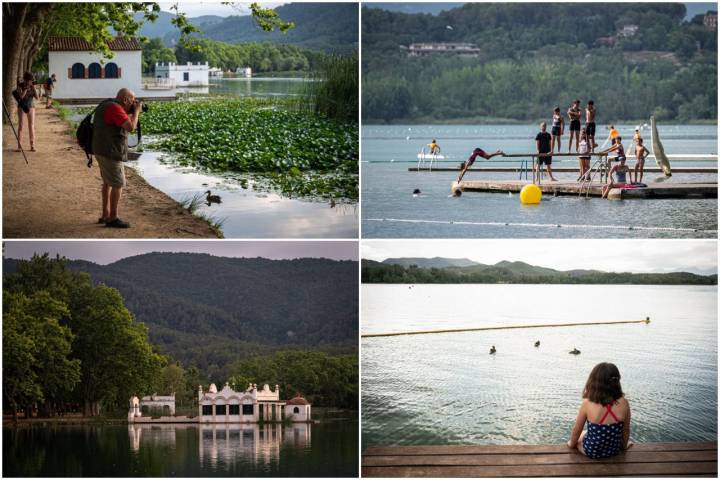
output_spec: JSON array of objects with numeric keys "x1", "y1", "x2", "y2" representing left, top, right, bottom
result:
[
  {"x1": 366, "y1": 218, "x2": 716, "y2": 233},
  {"x1": 362, "y1": 318, "x2": 651, "y2": 338}
]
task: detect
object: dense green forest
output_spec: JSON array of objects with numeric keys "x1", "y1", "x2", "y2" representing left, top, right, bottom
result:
[
  {"x1": 362, "y1": 3, "x2": 718, "y2": 123},
  {"x1": 3, "y1": 254, "x2": 359, "y2": 417},
  {"x1": 362, "y1": 259, "x2": 718, "y2": 284},
  {"x1": 143, "y1": 37, "x2": 326, "y2": 74},
  {"x1": 142, "y1": 3, "x2": 359, "y2": 55}
]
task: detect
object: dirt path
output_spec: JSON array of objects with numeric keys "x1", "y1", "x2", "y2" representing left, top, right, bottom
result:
[{"x1": 3, "y1": 106, "x2": 217, "y2": 238}]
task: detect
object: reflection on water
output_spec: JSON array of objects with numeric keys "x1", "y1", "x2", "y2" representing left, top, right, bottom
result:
[
  {"x1": 128, "y1": 151, "x2": 358, "y2": 238},
  {"x1": 128, "y1": 423, "x2": 310, "y2": 472},
  {"x1": 209, "y1": 78, "x2": 310, "y2": 98},
  {"x1": 362, "y1": 284, "x2": 717, "y2": 447},
  {"x1": 4, "y1": 410, "x2": 357, "y2": 476}
]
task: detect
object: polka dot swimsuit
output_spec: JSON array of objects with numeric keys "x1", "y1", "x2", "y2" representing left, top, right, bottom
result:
[{"x1": 582, "y1": 403, "x2": 623, "y2": 459}]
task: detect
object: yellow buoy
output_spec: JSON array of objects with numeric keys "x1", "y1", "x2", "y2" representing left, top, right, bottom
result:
[{"x1": 520, "y1": 184, "x2": 542, "y2": 204}]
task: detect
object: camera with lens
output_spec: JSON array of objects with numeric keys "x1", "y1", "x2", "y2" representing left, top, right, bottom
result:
[{"x1": 132, "y1": 99, "x2": 149, "y2": 114}]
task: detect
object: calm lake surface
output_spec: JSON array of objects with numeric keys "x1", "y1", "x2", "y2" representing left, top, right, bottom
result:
[
  {"x1": 208, "y1": 77, "x2": 310, "y2": 97},
  {"x1": 4, "y1": 411, "x2": 358, "y2": 477},
  {"x1": 362, "y1": 124, "x2": 717, "y2": 238},
  {"x1": 361, "y1": 284, "x2": 717, "y2": 448},
  {"x1": 127, "y1": 151, "x2": 357, "y2": 238}
]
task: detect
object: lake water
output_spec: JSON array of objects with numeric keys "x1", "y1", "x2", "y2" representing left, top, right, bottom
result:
[
  {"x1": 361, "y1": 124, "x2": 718, "y2": 238},
  {"x1": 128, "y1": 151, "x2": 358, "y2": 238},
  {"x1": 208, "y1": 78, "x2": 310, "y2": 98},
  {"x1": 361, "y1": 284, "x2": 717, "y2": 448},
  {"x1": 4, "y1": 411, "x2": 357, "y2": 476}
]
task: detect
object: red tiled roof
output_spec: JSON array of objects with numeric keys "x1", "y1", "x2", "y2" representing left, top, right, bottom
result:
[
  {"x1": 286, "y1": 396, "x2": 309, "y2": 405},
  {"x1": 48, "y1": 36, "x2": 141, "y2": 52}
]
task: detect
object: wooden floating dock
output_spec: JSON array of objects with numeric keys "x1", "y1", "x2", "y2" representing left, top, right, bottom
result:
[
  {"x1": 362, "y1": 442, "x2": 718, "y2": 477},
  {"x1": 410, "y1": 167, "x2": 718, "y2": 173},
  {"x1": 456, "y1": 180, "x2": 718, "y2": 199}
]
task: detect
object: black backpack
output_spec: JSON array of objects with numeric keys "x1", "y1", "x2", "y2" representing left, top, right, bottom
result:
[{"x1": 76, "y1": 104, "x2": 102, "y2": 168}]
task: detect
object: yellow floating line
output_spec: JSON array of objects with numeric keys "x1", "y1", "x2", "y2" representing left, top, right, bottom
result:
[{"x1": 362, "y1": 318, "x2": 651, "y2": 338}]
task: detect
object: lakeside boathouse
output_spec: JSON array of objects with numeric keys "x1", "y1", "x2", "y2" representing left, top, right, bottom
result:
[{"x1": 128, "y1": 383, "x2": 311, "y2": 424}]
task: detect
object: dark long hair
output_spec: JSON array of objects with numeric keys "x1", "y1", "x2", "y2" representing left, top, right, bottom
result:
[{"x1": 583, "y1": 362, "x2": 623, "y2": 405}]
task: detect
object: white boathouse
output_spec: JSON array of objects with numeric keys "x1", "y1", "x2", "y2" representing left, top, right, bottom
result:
[{"x1": 155, "y1": 61, "x2": 210, "y2": 86}]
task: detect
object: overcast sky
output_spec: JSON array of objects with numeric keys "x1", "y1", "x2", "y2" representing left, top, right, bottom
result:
[
  {"x1": 4, "y1": 241, "x2": 358, "y2": 264},
  {"x1": 159, "y1": 2, "x2": 284, "y2": 17},
  {"x1": 363, "y1": 240, "x2": 717, "y2": 275}
]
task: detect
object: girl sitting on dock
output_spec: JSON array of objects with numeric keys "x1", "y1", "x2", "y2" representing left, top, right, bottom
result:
[{"x1": 568, "y1": 362, "x2": 632, "y2": 459}]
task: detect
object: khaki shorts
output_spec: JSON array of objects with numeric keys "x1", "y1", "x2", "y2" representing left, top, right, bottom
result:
[{"x1": 96, "y1": 154, "x2": 125, "y2": 188}]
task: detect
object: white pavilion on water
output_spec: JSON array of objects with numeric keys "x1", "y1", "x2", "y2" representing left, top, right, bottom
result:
[{"x1": 128, "y1": 382, "x2": 311, "y2": 423}]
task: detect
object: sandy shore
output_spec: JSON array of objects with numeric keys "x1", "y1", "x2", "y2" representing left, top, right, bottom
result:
[{"x1": 3, "y1": 106, "x2": 218, "y2": 238}]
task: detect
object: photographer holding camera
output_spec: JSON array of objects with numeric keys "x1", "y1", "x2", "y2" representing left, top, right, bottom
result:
[
  {"x1": 92, "y1": 88, "x2": 143, "y2": 229},
  {"x1": 12, "y1": 72, "x2": 40, "y2": 152}
]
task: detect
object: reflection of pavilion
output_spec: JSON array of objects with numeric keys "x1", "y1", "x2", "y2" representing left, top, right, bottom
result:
[
  {"x1": 128, "y1": 424, "x2": 195, "y2": 452},
  {"x1": 198, "y1": 423, "x2": 312, "y2": 470}
]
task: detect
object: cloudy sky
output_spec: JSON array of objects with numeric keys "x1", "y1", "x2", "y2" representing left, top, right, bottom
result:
[
  {"x1": 363, "y1": 240, "x2": 717, "y2": 275},
  {"x1": 4, "y1": 241, "x2": 358, "y2": 264},
  {"x1": 159, "y1": 2, "x2": 284, "y2": 17}
]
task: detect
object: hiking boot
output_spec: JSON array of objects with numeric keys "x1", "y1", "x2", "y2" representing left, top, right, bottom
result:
[{"x1": 105, "y1": 218, "x2": 130, "y2": 228}]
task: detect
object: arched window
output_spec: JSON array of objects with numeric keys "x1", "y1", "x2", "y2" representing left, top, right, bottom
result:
[
  {"x1": 293, "y1": 407, "x2": 300, "y2": 414},
  {"x1": 88, "y1": 63, "x2": 102, "y2": 79},
  {"x1": 105, "y1": 62, "x2": 119, "y2": 78},
  {"x1": 71, "y1": 63, "x2": 85, "y2": 79}
]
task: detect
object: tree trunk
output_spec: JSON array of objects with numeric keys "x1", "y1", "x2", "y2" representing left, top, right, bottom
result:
[{"x1": 2, "y1": 4, "x2": 28, "y2": 117}]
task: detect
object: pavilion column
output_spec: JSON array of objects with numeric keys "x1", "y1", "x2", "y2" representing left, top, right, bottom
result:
[{"x1": 212, "y1": 402, "x2": 216, "y2": 422}]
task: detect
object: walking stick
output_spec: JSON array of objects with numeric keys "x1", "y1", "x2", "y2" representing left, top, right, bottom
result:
[{"x1": 2, "y1": 99, "x2": 29, "y2": 165}]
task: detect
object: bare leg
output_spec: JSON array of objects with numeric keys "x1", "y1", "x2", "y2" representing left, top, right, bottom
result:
[
  {"x1": 27, "y1": 108, "x2": 36, "y2": 150},
  {"x1": 577, "y1": 431, "x2": 587, "y2": 456},
  {"x1": 16, "y1": 110, "x2": 24, "y2": 150},
  {"x1": 551, "y1": 136, "x2": 557, "y2": 153},
  {"x1": 638, "y1": 162, "x2": 644, "y2": 183},
  {"x1": 108, "y1": 186, "x2": 123, "y2": 220},
  {"x1": 101, "y1": 183, "x2": 111, "y2": 220},
  {"x1": 547, "y1": 164, "x2": 557, "y2": 181},
  {"x1": 556, "y1": 135, "x2": 561, "y2": 152}
]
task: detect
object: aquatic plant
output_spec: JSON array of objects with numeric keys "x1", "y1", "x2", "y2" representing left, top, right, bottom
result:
[
  {"x1": 303, "y1": 53, "x2": 358, "y2": 123},
  {"x1": 142, "y1": 98, "x2": 358, "y2": 200}
]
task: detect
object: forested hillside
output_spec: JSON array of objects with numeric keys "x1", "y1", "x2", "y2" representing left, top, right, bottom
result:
[
  {"x1": 362, "y1": 3, "x2": 717, "y2": 123},
  {"x1": 140, "y1": 3, "x2": 358, "y2": 54},
  {"x1": 4, "y1": 254, "x2": 358, "y2": 378},
  {"x1": 362, "y1": 259, "x2": 717, "y2": 284}
]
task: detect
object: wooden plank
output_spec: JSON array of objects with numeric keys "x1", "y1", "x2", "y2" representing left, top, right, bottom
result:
[
  {"x1": 362, "y1": 450, "x2": 717, "y2": 467},
  {"x1": 364, "y1": 442, "x2": 717, "y2": 456},
  {"x1": 455, "y1": 180, "x2": 718, "y2": 199},
  {"x1": 409, "y1": 167, "x2": 718, "y2": 173},
  {"x1": 362, "y1": 461, "x2": 717, "y2": 477}
]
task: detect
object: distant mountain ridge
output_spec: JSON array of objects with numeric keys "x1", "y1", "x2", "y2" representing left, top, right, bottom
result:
[
  {"x1": 138, "y1": 3, "x2": 358, "y2": 54},
  {"x1": 362, "y1": 258, "x2": 717, "y2": 284},
  {"x1": 383, "y1": 257, "x2": 478, "y2": 268},
  {"x1": 4, "y1": 253, "x2": 358, "y2": 375}
]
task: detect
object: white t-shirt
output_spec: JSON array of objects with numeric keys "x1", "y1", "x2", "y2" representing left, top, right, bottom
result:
[{"x1": 578, "y1": 140, "x2": 590, "y2": 156}]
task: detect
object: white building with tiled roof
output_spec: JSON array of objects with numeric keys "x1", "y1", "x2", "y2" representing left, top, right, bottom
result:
[{"x1": 48, "y1": 36, "x2": 145, "y2": 101}]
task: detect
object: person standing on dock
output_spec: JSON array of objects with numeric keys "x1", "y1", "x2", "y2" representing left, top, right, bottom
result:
[
  {"x1": 585, "y1": 100, "x2": 597, "y2": 149},
  {"x1": 609, "y1": 125, "x2": 619, "y2": 145},
  {"x1": 551, "y1": 107, "x2": 565, "y2": 153},
  {"x1": 577, "y1": 128, "x2": 591, "y2": 181},
  {"x1": 535, "y1": 122, "x2": 557, "y2": 181},
  {"x1": 92, "y1": 88, "x2": 144, "y2": 228},
  {"x1": 567, "y1": 100, "x2": 582, "y2": 152},
  {"x1": 456, "y1": 147, "x2": 504, "y2": 182},
  {"x1": 633, "y1": 137, "x2": 649, "y2": 183}
]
